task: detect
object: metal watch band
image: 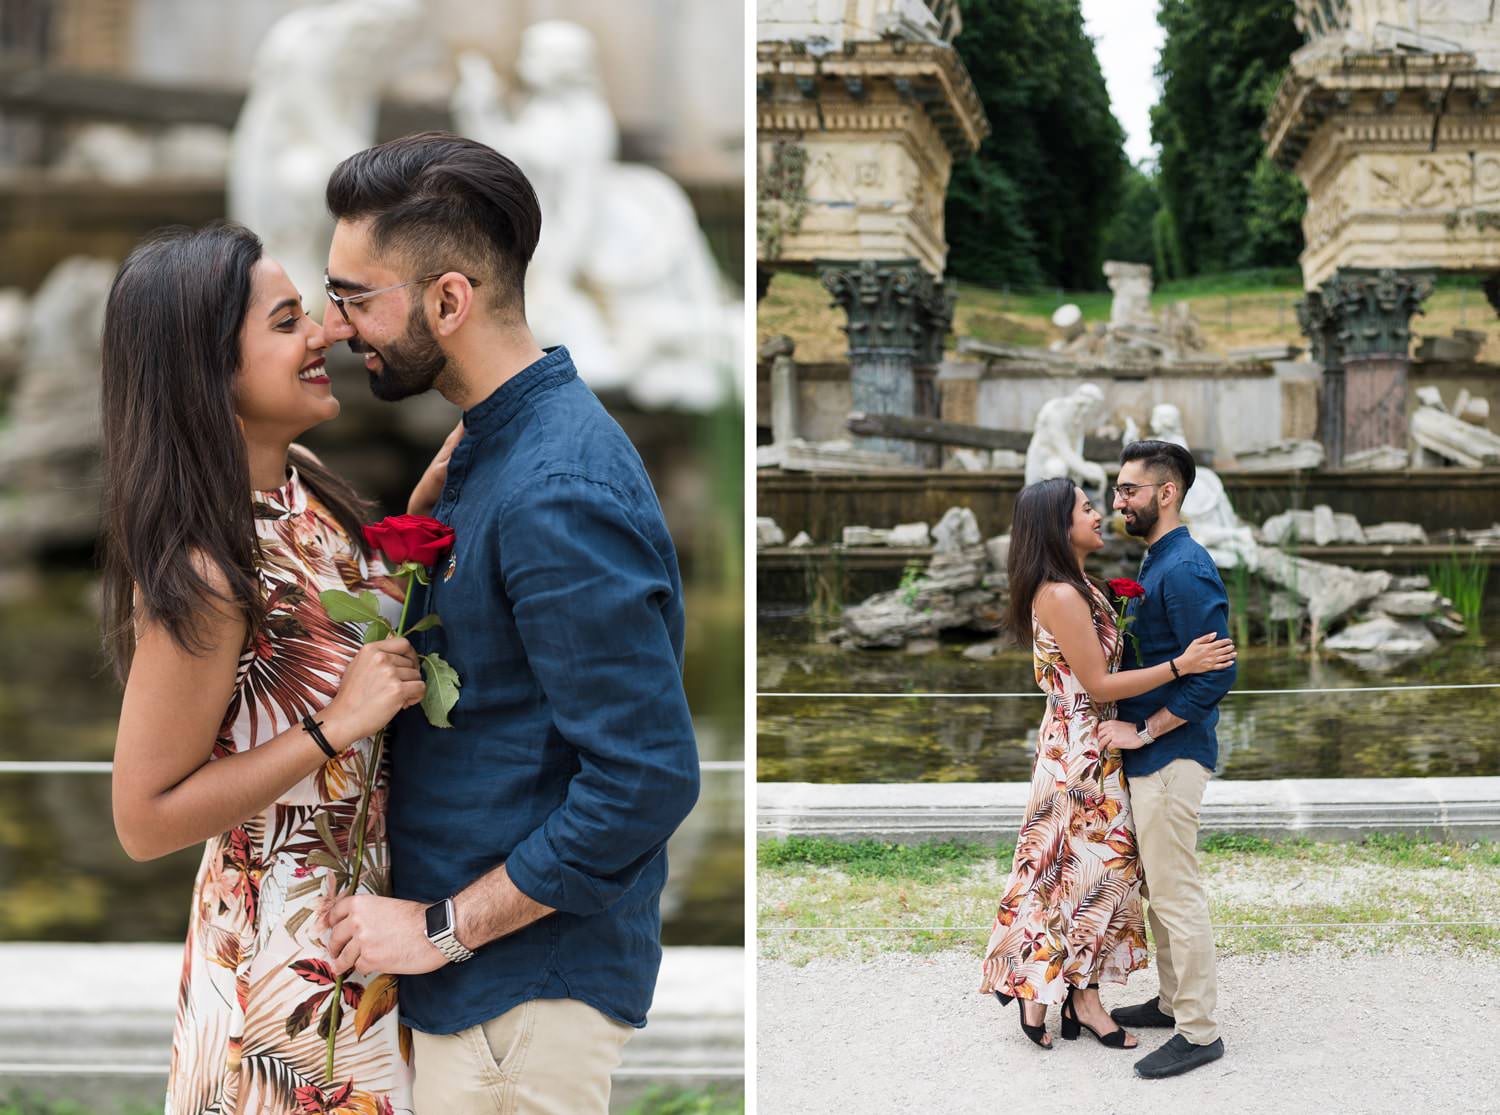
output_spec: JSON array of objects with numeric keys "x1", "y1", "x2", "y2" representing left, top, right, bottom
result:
[
  {"x1": 1136, "y1": 721, "x2": 1155, "y2": 745},
  {"x1": 427, "y1": 899, "x2": 476, "y2": 964}
]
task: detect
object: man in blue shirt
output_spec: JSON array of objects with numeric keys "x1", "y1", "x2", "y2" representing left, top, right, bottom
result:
[
  {"x1": 1097, "y1": 439, "x2": 1235, "y2": 1081},
  {"x1": 318, "y1": 132, "x2": 699, "y2": 1114}
]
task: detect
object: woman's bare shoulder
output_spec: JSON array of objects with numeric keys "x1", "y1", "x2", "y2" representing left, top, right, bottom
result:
[{"x1": 1034, "y1": 580, "x2": 1088, "y2": 611}]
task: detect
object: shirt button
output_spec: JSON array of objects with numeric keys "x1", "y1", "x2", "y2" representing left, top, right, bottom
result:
[{"x1": 444, "y1": 488, "x2": 457, "y2": 501}]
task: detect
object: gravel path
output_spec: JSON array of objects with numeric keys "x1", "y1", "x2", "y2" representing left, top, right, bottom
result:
[{"x1": 757, "y1": 948, "x2": 1500, "y2": 1114}]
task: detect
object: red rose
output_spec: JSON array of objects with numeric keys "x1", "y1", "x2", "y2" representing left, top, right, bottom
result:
[
  {"x1": 1108, "y1": 578, "x2": 1145, "y2": 600},
  {"x1": 362, "y1": 514, "x2": 455, "y2": 567}
]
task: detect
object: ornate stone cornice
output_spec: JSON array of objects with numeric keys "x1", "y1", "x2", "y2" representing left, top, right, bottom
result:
[
  {"x1": 757, "y1": 39, "x2": 989, "y2": 158},
  {"x1": 818, "y1": 258, "x2": 951, "y2": 360},
  {"x1": 1264, "y1": 51, "x2": 1497, "y2": 169}
]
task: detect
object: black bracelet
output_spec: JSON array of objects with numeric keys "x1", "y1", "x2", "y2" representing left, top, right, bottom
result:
[
  {"x1": 300, "y1": 714, "x2": 338, "y2": 759},
  {"x1": 1168, "y1": 657, "x2": 1181, "y2": 680}
]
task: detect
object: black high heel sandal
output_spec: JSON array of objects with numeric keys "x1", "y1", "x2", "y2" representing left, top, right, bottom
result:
[
  {"x1": 1060, "y1": 984, "x2": 1133, "y2": 1049},
  {"x1": 994, "y1": 991, "x2": 1052, "y2": 1050}
]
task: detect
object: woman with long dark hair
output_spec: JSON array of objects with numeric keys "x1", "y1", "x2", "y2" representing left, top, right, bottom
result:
[
  {"x1": 101, "y1": 222, "x2": 434, "y2": 1111},
  {"x1": 979, "y1": 477, "x2": 1235, "y2": 1051}
]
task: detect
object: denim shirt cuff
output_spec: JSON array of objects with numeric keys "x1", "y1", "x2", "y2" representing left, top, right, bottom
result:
[{"x1": 506, "y1": 828, "x2": 613, "y2": 916}]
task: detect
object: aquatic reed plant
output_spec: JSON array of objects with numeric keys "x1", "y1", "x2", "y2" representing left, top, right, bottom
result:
[
  {"x1": 1255, "y1": 569, "x2": 1277, "y2": 648},
  {"x1": 1227, "y1": 558, "x2": 1250, "y2": 649},
  {"x1": 1283, "y1": 522, "x2": 1303, "y2": 648},
  {"x1": 803, "y1": 549, "x2": 844, "y2": 631},
  {"x1": 1428, "y1": 549, "x2": 1490, "y2": 628}
]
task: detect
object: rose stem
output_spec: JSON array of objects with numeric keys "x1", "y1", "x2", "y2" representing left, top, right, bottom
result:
[{"x1": 326, "y1": 566, "x2": 419, "y2": 1080}]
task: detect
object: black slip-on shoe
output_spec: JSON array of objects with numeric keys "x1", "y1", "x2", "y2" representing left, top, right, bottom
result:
[
  {"x1": 1109, "y1": 996, "x2": 1176, "y2": 1029},
  {"x1": 1133, "y1": 1034, "x2": 1225, "y2": 1079}
]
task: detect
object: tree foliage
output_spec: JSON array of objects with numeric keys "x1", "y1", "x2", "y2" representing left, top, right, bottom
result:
[
  {"x1": 945, "y1": 0, "x2": 1127, "y2": 290},
  {"x1": 1100, "y1": 163, "x2": 1161, "y2": 270},
  {"x1": 1151, "y1": 0, "x2": 1306, "y2": 275}
]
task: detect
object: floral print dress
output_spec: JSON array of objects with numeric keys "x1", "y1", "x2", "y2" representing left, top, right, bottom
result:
[
  {"x1": 165, "y1": 468, "x2": 413, "y2": 1115},
  {"x1": 979, "y1": 581, "x2": 1148, "y2": 1005}
]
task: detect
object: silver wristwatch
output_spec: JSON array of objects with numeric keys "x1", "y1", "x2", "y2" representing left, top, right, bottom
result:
[
  {"x1": 424, "y1": 897, "x2": 476, "y2": 964},
  {"x1": 1135, "y1": 720, "x2": 1156, "y2": 746}
]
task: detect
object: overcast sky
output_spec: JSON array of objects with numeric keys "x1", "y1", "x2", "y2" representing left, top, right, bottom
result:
[{"x1": 1080, "y1": 0, "x2": 1166, "y2": 167}]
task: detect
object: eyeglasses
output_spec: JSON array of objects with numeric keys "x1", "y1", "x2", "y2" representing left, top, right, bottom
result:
[
  {"x1": 323, "y1": 271, "x2": 482, "y2": 325},
  {"x1": 1110, "y1": 482, "x2": 1161, "y2": 500}
]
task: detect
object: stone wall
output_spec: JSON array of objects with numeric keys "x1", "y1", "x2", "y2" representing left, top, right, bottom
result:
[
  {"x1": 757, "y1": 467, "x2": 1500, "y2": 543},
  {"x1": 757, "y1": 356, "x2": 1500, "y2": 452}
]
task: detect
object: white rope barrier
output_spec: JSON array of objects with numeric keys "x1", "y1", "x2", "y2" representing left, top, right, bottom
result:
[
  {"x1": 759, "y1": 682, "x2": 1500, "y2": 699},
  {"x1": 0, "y1": 1062, "x2": 745, "y2": 1079},
  {"x1": 0, "y1": 759, "x2": 745, "y2": 774},
  {"x1": 764, "y1": 922, "x2": 1500, "y2": 932}
]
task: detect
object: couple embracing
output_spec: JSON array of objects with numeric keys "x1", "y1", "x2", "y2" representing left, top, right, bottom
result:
[
  {"x1": 105, "y1": 132, "x2": 698, "y2": 1114},
  {"x1": 981, "y1": 440, "x2": 1237, "y2": 1080}
]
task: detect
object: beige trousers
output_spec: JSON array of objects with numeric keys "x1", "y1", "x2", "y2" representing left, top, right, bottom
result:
[
  {"x1": 410, "y1": 997, "x2": 634, "y2": 1115},
  {"x1": 1130, "y1": 757, "x2": 1220, "y2": 1046}
]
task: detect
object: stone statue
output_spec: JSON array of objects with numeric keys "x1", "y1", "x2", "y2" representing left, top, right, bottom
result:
[
  {"x1": 452, "y1": 22, "x2": 739, "y2": 412},
  {"x1": 0, "y1": 288, "x2": 27, "y2": 368},
  {"x1": 0, "y1": 257, "x2": 117, "y2": 555},
  {"x1": 228, "y1": 0, "x2": 425, "y2": 309},
  {"x1": 1024, "y1": 383, "x2": 1106, "y2": 494},
  {"x1": 1147, "y1": 403, "x2": 1256, "y2": 566}
]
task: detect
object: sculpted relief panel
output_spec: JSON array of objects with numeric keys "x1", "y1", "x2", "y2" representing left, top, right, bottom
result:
[
  {"x1": 1307, "y1": 152, "x2": 1493, "y2": 235},
  {"x1": 1473, "y1": 153, "x2": 1500, "y2": 204},
  {"x1": 1360, "y1": 155, "x2": 1473, "y2": 211},
  {"x1": 1407, "y1": 156, "x2": 1472, "y2": 209},
  {"x1": 788, "y1": 138, "x2": 948, "y2": 270}
]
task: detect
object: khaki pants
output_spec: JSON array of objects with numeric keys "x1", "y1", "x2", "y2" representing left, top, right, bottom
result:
[
  {"x1": 1130, "y1": 758, "x2": 1219, "y2": 1046},
  {"x1": 410, "y1": 998, "x2": 634, "y2": 1115}
]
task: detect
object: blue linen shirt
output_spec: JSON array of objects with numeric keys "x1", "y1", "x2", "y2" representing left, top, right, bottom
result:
[
  {"x1": 387, "y1": 346, "x2": 700, "y2": 1034},
  {"x1": 1115, "y1": 525, "x2": 1236, "y2": 779}
]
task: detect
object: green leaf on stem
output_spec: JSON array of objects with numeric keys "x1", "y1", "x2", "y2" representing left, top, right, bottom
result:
[
  {"x1": 362, "y1": 617, "x2": 393, "y2": 644},
  {"x1": 306, "y1": 849, "x2": 342, "y2": 873},
  {"x1": 420, "y1": 653, "x2": 461, "y2": 728},
  {"x1": 319, "y1": 589, "x2": 383, "y2": 624},
  {"x1": 405, "y1": 613, "x2": 442, "y2": 634}
]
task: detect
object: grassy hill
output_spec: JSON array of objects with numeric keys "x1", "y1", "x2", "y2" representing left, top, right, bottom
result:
[{"x1": 758, "y1": 270, "x2": 1498, "y2": 364}]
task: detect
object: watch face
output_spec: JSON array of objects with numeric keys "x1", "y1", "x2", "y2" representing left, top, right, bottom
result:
[{"x1": 425, "y1": 901, "x2": 449, "y2": 937}]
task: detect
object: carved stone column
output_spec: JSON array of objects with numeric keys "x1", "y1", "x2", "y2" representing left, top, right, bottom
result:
[
  {"x1": 819, "y1": 259, "x2": 953, "y2": 464},
  {"x1": 1300, "y1": 268, "x2": 1431, "y2": 466},
  {"x1": 912, "y1": 279, "x2": 956, "y2": 467},
  {"x1": 1296, "y1": 288, "x2": 1345, "y2": 467}
]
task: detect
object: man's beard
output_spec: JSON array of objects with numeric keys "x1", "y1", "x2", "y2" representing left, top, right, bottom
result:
[
  {"x1": 358, "y1": 300, "x2": 447, "y2": 402},
  {"x1": 1122, "y1": 493, "x2": 1161, "y2": 538}
]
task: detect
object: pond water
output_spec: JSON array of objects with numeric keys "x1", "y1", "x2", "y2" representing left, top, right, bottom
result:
[
  {"x1": 757, "y1": 600, "x2": 1500, "y2": 783},
  {"x1": 0, "y1": 572, "x2": 742, "y2": 946}
]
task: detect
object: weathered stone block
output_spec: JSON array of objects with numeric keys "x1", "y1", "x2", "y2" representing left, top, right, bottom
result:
[{"x1": 757, "y1": 517, "x2": 787, "y2": 548}]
